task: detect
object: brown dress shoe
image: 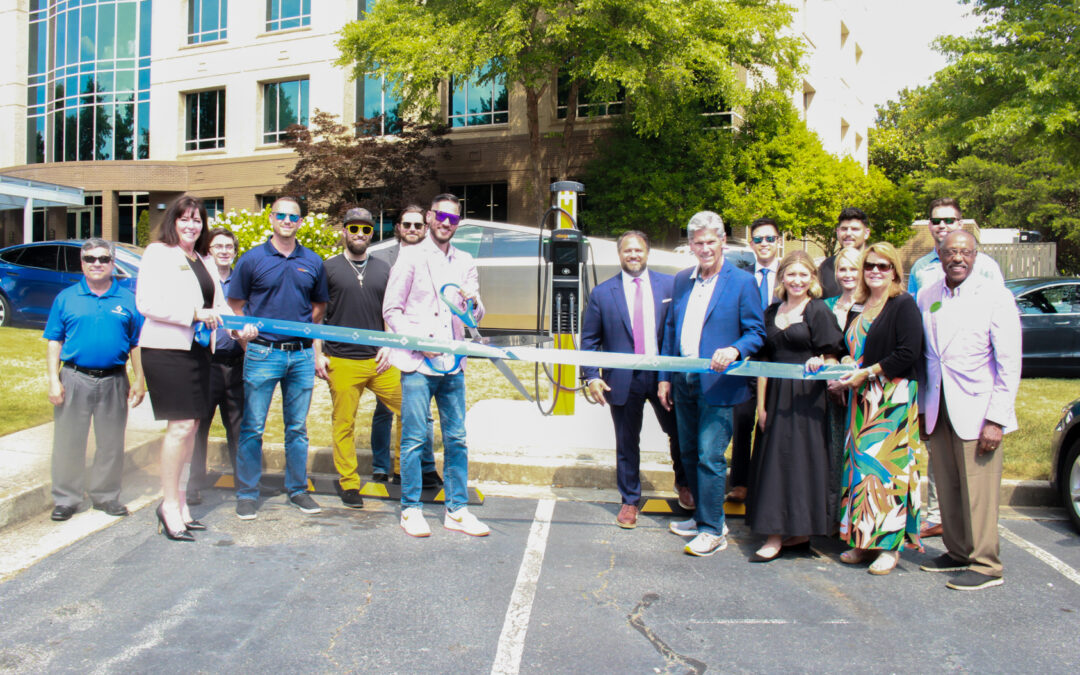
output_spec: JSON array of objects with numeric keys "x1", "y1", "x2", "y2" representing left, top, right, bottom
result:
[
  {"x1": 920, "y1": 523, "x2": 943, "y2": 538},
  {"x1": 725, "y1": 486, "x2": 747, "y2": 503},
  {"x1": 676, "y1": 484, "x2": 695, "y2": 511},
  {"x1": 616, "y1": 504, "x2": 638, "y2": 529}
]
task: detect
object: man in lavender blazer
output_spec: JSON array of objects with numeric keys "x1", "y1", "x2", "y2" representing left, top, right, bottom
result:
[
  {"x1": 382, "y1": 193, "x2": 489, "y2": 538},
  {"x1": 917, "y1": 230, "x2": 1021, "y2": 591}
]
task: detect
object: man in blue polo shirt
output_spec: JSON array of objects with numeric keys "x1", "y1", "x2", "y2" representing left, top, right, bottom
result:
[
  {"x1": 227, "y1": 196, "x2": 329, "y2": 520},
  {"x1": 44, "y1": 239, "x2": 145, "y2": 522}
]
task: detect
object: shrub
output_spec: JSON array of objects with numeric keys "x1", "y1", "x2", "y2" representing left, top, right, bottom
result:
[{"x1": 208, "y1": 206, "x2": 342, "y2": 259}]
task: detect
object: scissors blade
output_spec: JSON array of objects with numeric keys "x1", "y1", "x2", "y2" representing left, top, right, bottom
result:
[{"x1": 466, "y1": 326, "x2": 534, "y2": 401}]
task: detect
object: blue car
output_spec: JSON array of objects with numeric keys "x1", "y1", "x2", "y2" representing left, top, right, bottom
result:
[{"x1": 0, "y1": 240, "x2": 142, "y2": 327}]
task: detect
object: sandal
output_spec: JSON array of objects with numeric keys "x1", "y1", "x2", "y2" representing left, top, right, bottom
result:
[
  {"x1": 868, "y1": 551, "x2": 899, "y2": 575},
  {"x1": 840, "y1": 548, "x2": 873, "y2": 565}
]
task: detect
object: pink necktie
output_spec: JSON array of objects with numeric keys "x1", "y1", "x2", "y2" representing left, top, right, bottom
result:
[{"x1": 632, "y1": 277, "x2": 645, "y2": 355}]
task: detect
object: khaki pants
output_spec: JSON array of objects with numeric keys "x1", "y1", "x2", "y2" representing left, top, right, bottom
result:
[
  {"x1": 326, "y1": 355, "x2": 402, "y2": 491},
  {"x1": 927, "y1": 398, "x2": 1004, "y2": 577}
]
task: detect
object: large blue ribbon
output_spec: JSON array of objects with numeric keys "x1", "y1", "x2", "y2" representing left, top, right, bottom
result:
[{"x1": 219, "y1": 315, "x2": 854, "y2": 380}]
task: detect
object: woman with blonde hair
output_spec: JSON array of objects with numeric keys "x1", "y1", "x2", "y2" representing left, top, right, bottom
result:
[
  {"x1": 835, "y1": 242, "x2": 925, "y2": 574},
  {"x1": 746, "y1": 251, "x2": 845, "y2": 562}
]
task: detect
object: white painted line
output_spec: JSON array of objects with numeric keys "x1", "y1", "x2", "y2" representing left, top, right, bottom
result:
[
  {"x1": 999, "y1": 524, "x2": 1080, "y2": 587},
  {"x1": 491, "y1": 498, "x2": 555, "y2": 675},
  {"x1": 687, "y1": 619, "x2": 851, "y2": 625},
  {"x1": 90, "y1": 586, "x2": 209, "y2": 675}
]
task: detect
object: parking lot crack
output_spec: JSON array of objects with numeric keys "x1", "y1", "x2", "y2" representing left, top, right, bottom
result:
[{"x1": 627, "y1": 593, "x2": 707, "y2": 675}]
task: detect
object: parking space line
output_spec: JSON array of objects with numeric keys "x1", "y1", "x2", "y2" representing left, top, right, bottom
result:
[
  {"x1": 491, "y1": 498, "x2": 555, "y2": 675},
  {"x1": 999, "y1": 524, "x2": 1080, "y2": 587}
]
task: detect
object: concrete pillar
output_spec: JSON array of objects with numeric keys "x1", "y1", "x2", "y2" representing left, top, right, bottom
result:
[
  {"x1": 23, "y1": 197, "x2": 33, "y2": 242},
  {"x1": 100, "y1": 190, "x2": 118, "y2": 241}
]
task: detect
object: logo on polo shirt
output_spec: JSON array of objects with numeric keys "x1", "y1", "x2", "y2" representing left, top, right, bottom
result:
[{"x1": 111, "y1": 305, "x2": 128, "y2": 316}]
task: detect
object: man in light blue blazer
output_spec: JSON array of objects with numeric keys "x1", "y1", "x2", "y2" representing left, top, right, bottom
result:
[
  {"x1": 659, "y1": 211, "x2": 765, "y2": 556},
  {"x1": 581, "y1": 230, "x2": 688, "y2": 530}
]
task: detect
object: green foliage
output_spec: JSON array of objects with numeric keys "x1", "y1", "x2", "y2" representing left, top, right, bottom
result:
[
  {"x1": 584, "y1": 90, "x2": 915, "y2": 250},
  {"x1": 866, "y1": 1, "x2": 1080, "y2": 273},
  {"x1": 135, "y1": 210, "x2": 150, "y2": 247},
  {"x1": 208, "y1": 207, "x2": 342, "y2": 259},
  {"x1": 337, "y1": 0, "x2": 803, "y2": 216}
]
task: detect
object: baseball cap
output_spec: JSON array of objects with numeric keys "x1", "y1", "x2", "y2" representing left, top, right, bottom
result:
[{"x1": 343, "y1": 207, "x2": 374, "y2": 225}]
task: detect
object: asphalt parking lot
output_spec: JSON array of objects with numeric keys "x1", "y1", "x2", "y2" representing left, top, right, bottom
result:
[{"x1": 0, "y1": 487, "x2": 1078, "y2": 674}]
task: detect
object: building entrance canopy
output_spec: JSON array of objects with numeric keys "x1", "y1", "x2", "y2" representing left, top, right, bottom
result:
[{"x1": 0, "y1": 175, "x2": 84, "y2": 243}]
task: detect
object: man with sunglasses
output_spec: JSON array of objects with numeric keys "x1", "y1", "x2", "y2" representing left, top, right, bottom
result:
[
  {"x1": 368, "y1": 206, "x2": 440, "y2": 486},
  {"x1": 908, "y1": 198, "x2": 1003, "y2": 298},
  {"x1": 383, "y1": 193, "x2": 489, "y2": 538},
  {"x1": 727, "y1": 217, "x2": 782, "y2": 504},
  {"x1": 906, "y1": 198, "x2": 1003, "y2": 540},
  {"x1": 819, "y1": 207, "x2": 871, "y2": 298},
  {"x1": 228, "y1": 196, "x2": 329, "y2": 520},
  {"x1": 44, "y1": 239, "x2": 146, "y2": 522},
  {"x1": 314, "y1": 207, "x2": 402, "y2": 509}
]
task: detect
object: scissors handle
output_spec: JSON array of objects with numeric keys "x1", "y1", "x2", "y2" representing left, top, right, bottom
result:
[
  {"x1": 438, "y1": 283, "x2": 478, "y2": 329},
  {"x1": 423, "y1": 354, "x2": 465, "y2": 374}
]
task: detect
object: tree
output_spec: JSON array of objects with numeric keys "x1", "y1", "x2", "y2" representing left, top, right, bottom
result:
[
  {"x1": 277, "y1": 109, "x2": 449, "y2": 222},
  {"x1": 337, "y1": 0, "x2": 802, "y2": 218},
  {"x1": 866, "y1": 1, "x2": 1080, "y2": 272},
  {"x1": 585, "y1": 89, "x2": 915, "y2": 249}
]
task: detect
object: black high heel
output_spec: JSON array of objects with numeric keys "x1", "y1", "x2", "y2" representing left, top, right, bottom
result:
[
  {"x1": 184, "y1": 520, "x2": 207, "y2": 531},
  {"x1": 156, "y1": 503, "x2": 195, "y2": 542}
]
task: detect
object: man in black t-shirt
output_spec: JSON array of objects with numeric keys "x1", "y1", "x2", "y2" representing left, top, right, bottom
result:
[{"x1": 314, "y1": 207, "x2": 403, "y2": 508}]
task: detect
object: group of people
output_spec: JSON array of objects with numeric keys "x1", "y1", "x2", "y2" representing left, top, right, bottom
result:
[
  {"x1": 44, "y1": 193, "x2": 1021, "y2": 589},
  {"x1": 581, "y1": 200, "x2": 1020, "y2": 591}
]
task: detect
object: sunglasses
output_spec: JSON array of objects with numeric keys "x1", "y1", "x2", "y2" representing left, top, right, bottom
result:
[
  {"x1": 345, "y1": 223, "x2": 374, "y2": 236},
  {"x1": 930, "y1": 217, "x2": 958, "y2": 226},
  {"x1": 82, "y1": 255, "x2": 113, "y2": 264},
  {"x1": 274, "y1": 212, "x2": 301, "y2": 223},
  {"x1": 752, "y1": 235, "x2": 778, "y2": 244},
  {"x1": 433, "y1": 211, "x2": 461, "y2": 227},
  {"x1": 863, "y1": 261, "x2": 894, "y2": 273},
  {"x1": 399, "y1": 220, "x2": 425, "y2": 231}
]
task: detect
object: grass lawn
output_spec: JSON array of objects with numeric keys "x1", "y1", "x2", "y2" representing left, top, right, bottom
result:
[{"x1": 3, "y1": 325, "x2": 1075, "y2": 480}]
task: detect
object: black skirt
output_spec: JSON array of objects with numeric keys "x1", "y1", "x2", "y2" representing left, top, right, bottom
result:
[{"x1": 141, "y1": 344, "x2": 212, "y2": 420}]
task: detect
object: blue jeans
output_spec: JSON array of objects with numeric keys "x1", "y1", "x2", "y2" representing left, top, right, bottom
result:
[
  {"x1": 371, "y1": 400, "x2": 436, "y2": 475},
  {"x1": 671, "y1": 373, "x2": 733, "y2": 536},
  {"x1": 400, "y1": 371, "x2": 468, "y2": 511},
  {"x1": 236, "y1": 343, "x2": 315, "y2": 500}
]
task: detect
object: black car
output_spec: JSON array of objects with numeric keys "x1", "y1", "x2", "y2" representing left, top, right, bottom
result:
[
  {"x1": 1005, "y1": 277, "x2": 1080, "y2": 376},
  {"x1": 1049, "y1": 397, "x2": 1080, "y2": 533}
]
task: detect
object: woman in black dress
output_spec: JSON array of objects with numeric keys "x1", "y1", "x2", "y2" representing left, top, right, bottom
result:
[{"x1": 746, "y1": 251, "x2": 845, "y2": 562}]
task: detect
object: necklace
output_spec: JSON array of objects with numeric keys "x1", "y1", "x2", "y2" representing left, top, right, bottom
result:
[
  {"x1": 774, "y1": 297, "x2": 808, "y2": 330},
  {"x1": 348, "y1": 256, "x2": 368, "y2": 287}
]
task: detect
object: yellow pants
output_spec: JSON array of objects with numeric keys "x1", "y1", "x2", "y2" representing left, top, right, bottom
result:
[{"x1": 326, "y1": 355, "x2": 402, "y2": 490}]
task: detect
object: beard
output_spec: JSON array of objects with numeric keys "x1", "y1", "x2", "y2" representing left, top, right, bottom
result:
[{"x1": 345, "y1": 237, "x2": 369, "y2": 256}]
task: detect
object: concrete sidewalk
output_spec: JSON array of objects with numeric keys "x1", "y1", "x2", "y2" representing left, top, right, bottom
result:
[{"x1": 0, "y1": 395, "x2": 1058, "y2": 533}]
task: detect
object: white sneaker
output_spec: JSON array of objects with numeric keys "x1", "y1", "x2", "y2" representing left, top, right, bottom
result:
[
  {"x1": 444, "y1": 508, "x2": 490, "y2": 537},
  {"x1": 684, "y1": 532, "x2": 728, "y2": 557},
  {"x1": 669, "y1": 518, "x2": 698, "y2": 537},
  {"x1": 400, "y1": 507, "x2": 431, "y2": 537},
  {"x1": 669, "y1": 519, "x2": 728, "y2": 538}
]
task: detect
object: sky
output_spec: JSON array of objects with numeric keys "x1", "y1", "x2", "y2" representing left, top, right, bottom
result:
[{"x1": 860, "y1": 0, "x2": 986, "y2": 110}]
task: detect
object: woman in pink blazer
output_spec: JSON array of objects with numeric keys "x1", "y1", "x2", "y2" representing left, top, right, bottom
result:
[{"x1": 137, "y1": 195, "x2": 254, "y2": 541}]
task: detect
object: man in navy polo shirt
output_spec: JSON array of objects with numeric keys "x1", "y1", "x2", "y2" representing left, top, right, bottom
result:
[
  {"x1": 227, "y1": 196, "x2": 329, "y2": 520},
  {"x1": 44, "y1": 238, "x2": 145, "y2": 522}
]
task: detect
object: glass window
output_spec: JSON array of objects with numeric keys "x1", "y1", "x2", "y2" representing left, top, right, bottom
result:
[
  {"x1": 185, "y1": 89, "x2": 226, "y2": 150},
  {"x1": 356, "y1": 74, "x2": 401, "y2": 136},
  {"x1": 448, "y1": 72, "x2": 508, "y2": 127},
  {"x1": 0, "y1": 248, "x2": 24, "y2": 264},
  {"x1": 263, "y1": 78, "x2": 309, "y2": 144},
  {"x1": 266, "y1": 0, "x2": 311, "y2": 32},
  {"x1": 63, "y1": 246, "x2": 84, "y2": 273},
  {"x1": 556, "y1": 72, "x2": 625, "y2": 119},
  {"x1": 447, "y1": 224, "x2": 483, "y2": 258},
  {"x1": 1019, "y1": 285, "x2": 1080, "y2": 315},
  {"x1": 18, "y1": 246, "x2": 60, "y2": 271},
  {"x1": 117, "y1": 192, "x2": 149, "y2": 244},
  {"x1": 204, "y1": 198, "x2": 225, "y2": 219},
  {"x1": 189, "y1": 0, "x2": 227, "y2": 44},
  {"x1": 448, "y1": 183, "x2": 508, "y2": 222},
  {"x1": 481, "y1": 229, "x2": 540, "y2": 259}
]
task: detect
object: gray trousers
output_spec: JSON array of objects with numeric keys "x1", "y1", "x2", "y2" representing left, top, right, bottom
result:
[{"x1": 51, "y1": 367, "x2": 129, "y2": 507}]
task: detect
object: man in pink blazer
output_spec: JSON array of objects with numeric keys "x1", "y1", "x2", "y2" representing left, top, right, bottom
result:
[
  {"x1": 382, "y1": 193, "x2": 488, "y2": 538},
  {"x1": 916, "y1": 230, "x2": 1021, "y2": 591}
]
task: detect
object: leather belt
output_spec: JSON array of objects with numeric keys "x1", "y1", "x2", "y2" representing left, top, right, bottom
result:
[
  {"x1": 63, "y1": 363, "x2": 125, "y2": 378},
  {"x1": 250, "y1": 337, "x2": 309, "y2": 352}
]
